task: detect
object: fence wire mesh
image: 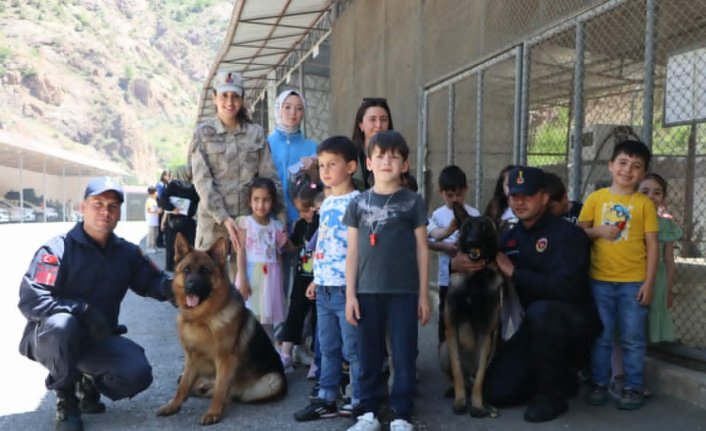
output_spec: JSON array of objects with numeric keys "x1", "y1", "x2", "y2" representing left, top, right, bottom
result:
[{"x1": 424, "y1": 0, "x2": 706, "y2": 353}]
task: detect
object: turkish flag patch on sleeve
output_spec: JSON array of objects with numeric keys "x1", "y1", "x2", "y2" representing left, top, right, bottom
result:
[{"x1": 33, "y1": 254, "x2": 59, "y2": 287}]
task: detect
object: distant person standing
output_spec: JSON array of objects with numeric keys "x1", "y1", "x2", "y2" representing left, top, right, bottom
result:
[
  {"x1": 155, "y1": 170, "x2": 171, "y2": 249},
  {"x1": 351, "y1": 97, "x2": 394, "y2": 190},
  {"x1": 268, "y1": 89, "x2": 318, "y2": 233},
  {"x1": 543, "y1": 172, "x2": 583, "y2": 225},
  {"x1": 190, "y1": 68, "x2": 281, "y2": 276},
  {"x1": 144, "y1": 186, "x2": 160, "y2": 254},
  {"x1": 159, "y1": 164, "x2": 199, "y2": 272}
]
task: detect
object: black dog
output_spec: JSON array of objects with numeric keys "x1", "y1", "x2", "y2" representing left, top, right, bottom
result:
[{"x1": 441, "y1": 202, "x2": 507, "y2": 418}]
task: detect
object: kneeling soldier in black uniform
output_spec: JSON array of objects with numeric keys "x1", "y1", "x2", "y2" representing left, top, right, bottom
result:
[
  {"x1": 453, "y1": 166, "x2": 601, "y2": 422},
  {"x1": 18, "y1": 177, "x2": 174, "y2": 431}
]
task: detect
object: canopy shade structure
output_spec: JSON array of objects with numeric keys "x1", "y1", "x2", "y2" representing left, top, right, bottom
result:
[
  {"x1": 195, "y1": 0, "x2": 343, "y2": 124},
  {"x1": 0, "y1": 130, "x2": 127, "y2": 177}
]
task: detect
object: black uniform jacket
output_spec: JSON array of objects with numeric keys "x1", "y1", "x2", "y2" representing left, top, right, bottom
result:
[
  {"x1": 18, "y1": 222, "x2": 172, "y2": 359},
  {"x1": 500, "y1": 211, "x2": 592, "y2": 308}
]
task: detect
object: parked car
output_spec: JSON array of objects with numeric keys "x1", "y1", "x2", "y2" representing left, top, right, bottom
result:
[
  {"x1": 6, "y1": 200, "x2": 60, "y2": 222},
  {"x1": 0, "y1": 207, "x2": 9, "y2": 223},
  {"x1": 42, "y1": 206, "x2": 60, "y2": 222},
  {"x1": 0, "y1": 200, "x2": 35, "y2": 222}
]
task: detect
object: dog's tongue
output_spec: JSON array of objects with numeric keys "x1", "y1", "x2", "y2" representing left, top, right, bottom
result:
[{"x1": 186, "y1": 294, "x2": 200, "y2": 308}]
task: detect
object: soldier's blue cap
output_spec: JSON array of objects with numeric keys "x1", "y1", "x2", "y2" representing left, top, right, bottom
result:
[
  {"x1": 84, "y1": 177, "x2": 124, "y2": 202},
  {"x1": 508, "y1": 166, "x2": 545, "y2": 196}
]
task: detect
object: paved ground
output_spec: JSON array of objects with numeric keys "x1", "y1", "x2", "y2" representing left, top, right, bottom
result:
[{"x1": 0, "y1": 222, "x2": 705, "y2": 430}]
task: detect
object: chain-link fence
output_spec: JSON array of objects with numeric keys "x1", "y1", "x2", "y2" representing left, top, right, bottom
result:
[{"x1": 419, "y1": 0, "x2": 706, "y2": 356}]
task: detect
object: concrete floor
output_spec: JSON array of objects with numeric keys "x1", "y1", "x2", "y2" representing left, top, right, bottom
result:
[{"x1": 0, "y1": 221, "x2": 704, "y2": 430}]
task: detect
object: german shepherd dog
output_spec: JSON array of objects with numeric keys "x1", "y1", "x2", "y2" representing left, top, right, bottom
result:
[
  {"x1": 441, "y1": 203, "x2": 506, "y2": 418},
  {"x1": 156, "y1": 234, "x2": 286, "y2": 425}
]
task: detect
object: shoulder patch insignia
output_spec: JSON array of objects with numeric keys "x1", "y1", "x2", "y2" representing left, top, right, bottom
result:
[
  {"x1": 34, "y1": 254, "x2": 59, "y2": 286},
  {"x1": 536, "y1": 237, "x2": 548, "y2": 253}
]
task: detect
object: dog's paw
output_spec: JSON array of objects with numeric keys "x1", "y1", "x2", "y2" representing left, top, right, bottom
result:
[
  {"x1": 469, "y1": 404, "x2": 499, "y2": 418},
  {"x1": 199, "y1": 411, "x2": 222, "y2": 426},
  {"x1": 452, "y1": 399, "x2": 467, "y2": 414},
  {"x1": 156, "y1": 402, "x2": 181, "y2": 417}
]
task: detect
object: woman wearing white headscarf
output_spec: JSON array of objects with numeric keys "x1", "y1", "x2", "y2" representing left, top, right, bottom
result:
[{"x1": 267, "y1": 89, "x2": 318, "y2": 232}]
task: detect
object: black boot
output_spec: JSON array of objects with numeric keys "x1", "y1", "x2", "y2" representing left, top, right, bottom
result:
[
  {"x1": 77, "y1": 374, "x2": 106, "y2": 414},
  {"x1": 55, "y1": 389, "x2": 84, "y2": 431},
  {"x1": 524, "y1": 393, "x2": 568, "y2": 423}
]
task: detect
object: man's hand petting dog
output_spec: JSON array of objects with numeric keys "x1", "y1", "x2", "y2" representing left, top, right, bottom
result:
[
  {"x1": 495, "y1": 252, "x2": 515, "y2": 277},
  {"x1": 450, "y1": 253, "x2": 487, "y2": 273}
]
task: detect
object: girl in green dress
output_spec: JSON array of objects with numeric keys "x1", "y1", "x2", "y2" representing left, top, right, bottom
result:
[{"x1": 639, "y1": 173, "x2": 682, "y2": 343}]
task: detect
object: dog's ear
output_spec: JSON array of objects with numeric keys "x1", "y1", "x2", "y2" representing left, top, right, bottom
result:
[
  {"x1": 174, "y1": 233, "x2": 192, "y2": 264},
  {"x1": 481, "y1": 216, "x2": 500, "y2": 261},
  {"x1": 208, "y1": 237, "x2": 228, "y2": 268},
  {"x1": 452, "y1": 201, "x2": 471, "y2": 225}
]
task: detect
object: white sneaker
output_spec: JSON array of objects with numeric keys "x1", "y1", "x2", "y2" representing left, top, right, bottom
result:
[
  {"x1": 279, "y1": 353, "x2": 294, "y2": 373},
  {"x1": 390, "y1": 418, "x2": 414, "y2": 431},
  {"x1": 346, "y1": 412, "x2": 381, "y2": 431}
]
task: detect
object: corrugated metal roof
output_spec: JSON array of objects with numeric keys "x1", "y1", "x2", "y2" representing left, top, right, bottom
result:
[
  {"x1": 0, "y1": 130, "x2": 127, "y2": 177},
  {"x1": 195, "y1": 0, "x2": 340, "y2": 123}
]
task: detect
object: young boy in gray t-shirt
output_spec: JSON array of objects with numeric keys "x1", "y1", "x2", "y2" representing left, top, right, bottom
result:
[{"x1": 344, "y1": 130, "x2": 430, "y2": 431}]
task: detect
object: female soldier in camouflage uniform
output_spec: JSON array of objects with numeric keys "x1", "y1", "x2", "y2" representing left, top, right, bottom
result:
[{"x1": 190, "y1": 69, "x2": 281, "y2": 277}]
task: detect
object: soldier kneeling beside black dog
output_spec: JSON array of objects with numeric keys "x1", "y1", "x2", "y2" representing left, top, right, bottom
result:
[{"x1": 451, "y1": 166, "x2": 601, "y2": 422}]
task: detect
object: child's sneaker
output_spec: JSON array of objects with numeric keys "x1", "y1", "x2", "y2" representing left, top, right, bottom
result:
[
  {"x1": 618, "y1": 389, "x2": 645, "y2": 410},
  {"x1": 280, "y1": 353, "x2": 294, "y2": 373},
  {"x1": 338, "y1": 398, "x2": 362, "y2": 417},
  {"x1": 390, "y1": 418, "x2": 414, "y2": 431},
  {"x1": 293, "y1": 398, "x2": 337, "y2": 421},
  {"x1": 608, "y1": 376, "x2": 624, "y2": 400},
  {"x1": 307, "y1": 362, "x2": 319, "y2": 380},
  {"x1": 293, "y1": 344, "x2": 313, "y2": 366},
  {"x1": 586, "y1": 384, "x2": 610, "y2": 406},
  {"x1": 309, "y1": 382, "x2": 320, "y2": 400},
  {"x1": 346, "y1": 412, "x2": 381, "y2": 431}
]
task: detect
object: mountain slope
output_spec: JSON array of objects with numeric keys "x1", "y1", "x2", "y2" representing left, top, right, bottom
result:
[{"x1": 0, "y1": 0, "x2": 233, "y2": 183}]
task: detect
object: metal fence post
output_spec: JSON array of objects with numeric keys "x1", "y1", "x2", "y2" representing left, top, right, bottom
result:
[
  {"x1": 513, "y1": 46, "x2": 523, "y2": 166},
  {"x1": 520, "y1": 42, "x2": 530, "y2": 165},
  {"x1": 418, "y1": 90, "x2": 428, "y2": 199},
  {"x1": 475, "y1": 71, "x2": 484, "y2": 210},
  {"x1": 642, "y1": 0, "x2": 656, "y2": 147},
  {"x1": 570, "y1": 20, "x2": 585, "y2": 202},
  {"x1": 447, "y1": 84, "x2": 455, "y2": 165}
]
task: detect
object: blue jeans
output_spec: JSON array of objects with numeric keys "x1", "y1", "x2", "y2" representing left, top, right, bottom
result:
[
  {"x1": 590, "y1": 280, "x2": 648, "y2": 390},
  {"x1": 316, "y1": 285, "x2": 360, "y2": 404},
  {"x1": 357, "y1": 294, "x2": 418, "y2": 420}
]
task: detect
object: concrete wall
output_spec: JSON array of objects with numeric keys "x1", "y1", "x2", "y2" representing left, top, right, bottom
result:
[{"x1": 329, "y1": 0, "x2": 604, "y2": 207}]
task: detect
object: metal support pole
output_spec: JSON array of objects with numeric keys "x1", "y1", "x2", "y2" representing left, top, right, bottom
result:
[
  {"x1": 513, "y1": 46, "x2": 523, "y2": 165},
  {"x1": 19, "y1": 152, "x2": 24, "y2": 223},
  {"x1": 569, "y1": 21, "x2": 585, "y2": 202},
  {"x1": 520, "y1": 42, "x2": 531, "y2": 165},
  {"x1": 42, "y1": 158, "x2": 47, "y2": 222},
  {"x1": 62, "y1": 164, "x2": 67, "y2": 222},
  {"x1": 447, "y1": 84, "x2": 455, "y2": 165},
  {"x1": 266, "y1": 70, "x2": 278, "y2": 135},
  {"x1": 475, "y1": 71, "x2": 484, "y2": 209},
  {"x1": 682, "y1": 124, "x2": 697, "y2": 256},
  {"x1": 642, "y1": 0, "x2": 656, "y2": 147},
  {"x1": 298, "y1": 63, "x2": 307, "y2": 137},
  {"x1": 417, "y1": 90, "x2": 428, "y2": 199}
]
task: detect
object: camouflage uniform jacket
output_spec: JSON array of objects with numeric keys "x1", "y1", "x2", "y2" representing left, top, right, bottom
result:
[{"x1": 190, "y1": 117, "x2": 281, "y2": 249}]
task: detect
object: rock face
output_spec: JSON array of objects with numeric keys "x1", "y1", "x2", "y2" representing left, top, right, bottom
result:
[
  {"x1": 22, "y1": 73, "x2": 63, "y2": 106},
  {"x1": 0, "y1": 0, "x2": 231, "y2": 182}
]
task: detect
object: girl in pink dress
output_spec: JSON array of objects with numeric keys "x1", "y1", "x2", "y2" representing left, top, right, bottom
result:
[{"x1": 235, "y1": 178, "x2": 288, "y2": 340}]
